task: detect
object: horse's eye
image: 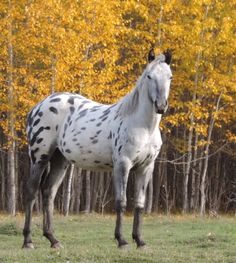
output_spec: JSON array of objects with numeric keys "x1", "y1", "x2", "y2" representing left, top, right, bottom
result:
[
  {"x1": 147, "y1": 75, "x2": 152, "y2": 79},
  {"x1": 170, "y1": 76, "x2": 173, "y2": 80}
]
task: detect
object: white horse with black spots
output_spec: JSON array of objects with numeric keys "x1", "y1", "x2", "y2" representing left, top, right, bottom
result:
[{"x1": 22, "y1": 50, "x2": 172, "y2": 249}]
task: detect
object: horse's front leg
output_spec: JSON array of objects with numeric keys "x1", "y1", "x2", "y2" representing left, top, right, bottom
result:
[
  {"x1": 132, "y1": 163, "x2": 154, "y2": 248},
  {"x1": 113, "y1": 159, "x2": 131, "y2": 248}
]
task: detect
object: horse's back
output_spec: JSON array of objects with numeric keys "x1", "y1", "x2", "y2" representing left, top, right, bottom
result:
[{"x1": 26, "y1": 92, "x2": 115, "y2": 169}]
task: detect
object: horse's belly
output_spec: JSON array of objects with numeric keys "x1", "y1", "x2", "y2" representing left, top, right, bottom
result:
[{"x1": 59, "y1": 129, "x2": 113, "y2": 171}]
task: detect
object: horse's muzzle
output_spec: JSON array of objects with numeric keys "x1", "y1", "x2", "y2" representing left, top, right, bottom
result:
[{"x1": 155, "y1": 100, "x2": 168, "y2": 114}]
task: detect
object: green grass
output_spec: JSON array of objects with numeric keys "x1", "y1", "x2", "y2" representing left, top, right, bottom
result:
[{"x1": 0, "y1": 214, "x2": 236, "y2": 263}]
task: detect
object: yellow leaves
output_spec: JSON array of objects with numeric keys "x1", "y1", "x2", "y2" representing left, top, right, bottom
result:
[{"x1": 0, "y1": 0, "x2": 235, "y2": 150}]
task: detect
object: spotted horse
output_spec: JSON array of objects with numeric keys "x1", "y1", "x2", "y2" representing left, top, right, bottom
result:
[{"x1": 22, "y1": 50, "x2": 172, "y2": 249}]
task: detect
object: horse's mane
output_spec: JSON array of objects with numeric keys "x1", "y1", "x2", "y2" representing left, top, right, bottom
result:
[
  {"x1": 117, "y1": 54, "x2": 166, "y2": 117},
  {"x1": 117, "y1": 74, "x2": 145, "y2": 117}
]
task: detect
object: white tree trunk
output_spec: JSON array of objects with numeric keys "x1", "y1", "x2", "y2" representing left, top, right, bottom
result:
[
  {"x1": 7, "y1": 0, "x2": 16, "y2": 216},
  {"x1": 84, "y1": 170, "x2": 91, "y2": 213},
  {"x1": 64, "y1": 164, "x2": 74, "y2": 216},
  {"x1": 200, "y1": 94, "x2": 222, "y2": 216}
]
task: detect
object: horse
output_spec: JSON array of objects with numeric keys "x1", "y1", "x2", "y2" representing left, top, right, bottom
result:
[{"x1": 22, "y1": 50, "x2": 172, "y2": 249}]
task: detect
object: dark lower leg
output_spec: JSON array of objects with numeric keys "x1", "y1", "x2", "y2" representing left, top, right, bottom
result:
[
  {"x1": 22, "y1": 200, "x2": 35, "y2": 248},
  {"x1": 114, "y1": 201, "x2": 128, "y2": 247},
  {"x1": 132, "y1": 207, "x2": 146, "y2": 247},
  {"x1": 22, "y1": 166, "x2": 46, "y2": 249},
  {"x1": 43, "y1": 200, "x2": 60, "y2": 248}
]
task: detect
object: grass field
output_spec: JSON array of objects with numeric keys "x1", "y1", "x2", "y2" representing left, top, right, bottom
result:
[{"x1": 0, "y1": 214, "x2": 236, "y2": 263}]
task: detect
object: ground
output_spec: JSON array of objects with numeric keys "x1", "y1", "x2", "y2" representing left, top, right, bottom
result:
[{"x1": 0, "y1": 214, "x2": 236, "y2": 263}]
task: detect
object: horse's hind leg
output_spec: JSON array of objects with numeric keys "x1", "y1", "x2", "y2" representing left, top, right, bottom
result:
[
  {"x1": 41, "y1": 149, "x2": 69, "y2": 248},
  {"x1": 22, "y1": 162, "x2": 49, "y2": 249}
]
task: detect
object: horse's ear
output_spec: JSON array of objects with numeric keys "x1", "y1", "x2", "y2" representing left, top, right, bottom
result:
[
  {"x1": 148, "y1": 48, "x2": 155, "y2": 63},
  {"x1": 163, "y1": 49, "x2": 172, "y2": 65}
]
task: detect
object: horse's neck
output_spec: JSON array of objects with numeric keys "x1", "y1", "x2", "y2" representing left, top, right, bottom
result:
[{"x1": 133, "y1": 86, "x2": 161, "y2": 133}]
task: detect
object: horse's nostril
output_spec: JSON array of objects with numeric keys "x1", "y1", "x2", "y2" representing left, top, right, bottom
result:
[{"x1": 157, "y1": 109, "x2": 164, "y2": 114}]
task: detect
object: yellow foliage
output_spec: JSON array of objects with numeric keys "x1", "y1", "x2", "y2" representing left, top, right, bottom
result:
[{"x1": 0, "y1": 0, "x2": 235, "y2": 151}]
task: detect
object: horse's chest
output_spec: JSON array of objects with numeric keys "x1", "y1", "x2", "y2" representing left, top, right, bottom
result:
[{"x1": 134, "y1": 143, "x2": 160, "y2": 166}]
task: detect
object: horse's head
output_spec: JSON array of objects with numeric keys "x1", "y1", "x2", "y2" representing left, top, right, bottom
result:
[{"x1": 145, "y1": 49, "x2": 172, "y2": 114}]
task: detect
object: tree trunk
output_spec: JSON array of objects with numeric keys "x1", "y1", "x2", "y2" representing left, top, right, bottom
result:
[
  {"x1": 190, "y1": 132, "x2": 199, "y2": 211},
  {"x1": 91, "y1": 172, "x2": 99, "y2": 212},
  {"x1": 0, "y1": 149, "x2": 6, "y2": 211},
  {"x1": 200, "y1": 94, "x2": 221, "y2": 216},
  {"x1": 7, "y1": 0, "x2": 16, "y2": 216},
  {"x1": 64, "y1": 164, "x2": 74, "y2": 216},
  {"x1": 84, "y1": 170, "x2": 91, "y2": 213},
  {"x1": 75, "y1": 168, "x2": 82, "y2": 214}
]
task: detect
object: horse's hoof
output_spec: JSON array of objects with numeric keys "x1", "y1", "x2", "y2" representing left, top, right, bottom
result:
[
  {"x1": 51, "y1": 242, "x2": 63, "y2": 249},
  {"x1": 118, "y1": 240, "x2": 129, "y2": 249},
  {"x1": 22, "y1": 242, "x2": 34, "y2": 249},
  {"x1": 137, "y1": 241, "x2": 146, "y2": 249}
]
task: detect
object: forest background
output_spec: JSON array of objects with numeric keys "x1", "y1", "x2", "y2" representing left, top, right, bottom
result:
[{"x1": 0, "y1": 0, "x2": 235, "y2": 217}]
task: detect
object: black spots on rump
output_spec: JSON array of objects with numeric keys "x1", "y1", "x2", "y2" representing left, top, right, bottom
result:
[
  {"x1": 107, "y1": 131, "x2": 112, "y2": 139},
  {"x1": 38, "y1": 111, "x2": 43, "y2": 117},
  {"x1": 92, "y1": 139, "x2": 98, "y2": 144},
  {"x1": 36, "y1": 138, "x2": 43, "y2": 144},
  {"x1": 68, "y1": 97, "x2": 74, "y2": 105},
  {"x1": 76, "y1": 109, "x2": 88, "y2": 121},
  {"x1": 33, "y1": 118, "x2": 40, "y2": 127},
  {"x1": 90, "y1": 118, "x2": 96, "y2": 122},
  {"x1": 64, "y1": 123, "x2": 68, "y2": 132},
  {"x1": 118, "y1": 145, "x2": 123, "y2": 153},
  {"x1": 30, "y1": 126, "x2": 51, "y2": 146},
  {"x1": 30, "y1": 126, "x2": 44, "y2": 146},
  {"x1": 72, "y1": 138, "x2": 77, "y2": 142},
  {"x1": 101, "y1": 116, "x2": 108, "y2": 122},
  {"x1": 96, "y1": 122, "x2": 102, "y2": 127},
  {"x1": 65, "y1": 149, "x2": 71, "y2": 153},
  {"x1": 115, "y1": 138, "x2": 118, "y2": 146},
  {"x1": 77, "y1": 104, "x2": 84, "y2": 111},
  {"x1": 49, "y1": 106, "x2": 58, "y2": 114},
  {"x1": 50, "y1": 98, "x2": 61, "y2": 103},
  {"x1": 33, "y1": 107, "x2": 41, "y2": 119},
  {"x1": 55, "y1": 125, "x2": 59, "y2": 131},
  {"x1": 96, "y1": 130, "x2": 102, "y2": 135},
  {"x1": 81, "y1": 127, "x2": 86, "y2": 130},
  {"x1": 27, "y1": 110, "x2": 34, "y2": 127},
  {"x1": 70, "y1": 106, "x2": 75, "y2": 114}
]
